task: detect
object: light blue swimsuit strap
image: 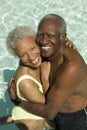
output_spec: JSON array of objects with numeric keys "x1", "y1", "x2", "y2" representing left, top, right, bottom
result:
[{"x1": 16, "y1": 75, "x2": 43, "y2": 100}]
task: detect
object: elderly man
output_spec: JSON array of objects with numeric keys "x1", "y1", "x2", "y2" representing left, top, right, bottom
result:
[{"x1": 8, "y1": 14, "x2": 87, "y2": 130}]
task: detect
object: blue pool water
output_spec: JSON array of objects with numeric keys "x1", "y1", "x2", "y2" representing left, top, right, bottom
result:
[{"x1": 0, "y1": 0, "x2": 87, "y2": 129}]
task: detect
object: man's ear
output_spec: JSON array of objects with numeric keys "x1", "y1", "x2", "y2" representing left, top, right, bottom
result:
[
  {"x1": 61, "y1": 33, "x2": 67, "y2": 40},
  {"x1": 60, "y1": 33, "x2": 67, "y2": 44}
]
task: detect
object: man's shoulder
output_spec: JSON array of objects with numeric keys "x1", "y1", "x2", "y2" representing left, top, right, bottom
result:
[
  {"x1": 56, "y1": 53, "x2": 85, "y2": 80},
  {"x1": 64, "y1": 51, "x2": 87, "y2": 81},
  {"x1": 65, "y1": 48, "x2": 86, "y2": 68}
]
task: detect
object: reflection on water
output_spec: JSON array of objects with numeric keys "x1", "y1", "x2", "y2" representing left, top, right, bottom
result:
[{"x1": 0, "y1": 0, "x2": 87, "y2": 129}]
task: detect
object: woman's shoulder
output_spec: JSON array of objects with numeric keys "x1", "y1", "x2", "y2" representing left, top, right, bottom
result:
[{"x1": 15, "y1": 65, "x2": 30, "y2": 81}]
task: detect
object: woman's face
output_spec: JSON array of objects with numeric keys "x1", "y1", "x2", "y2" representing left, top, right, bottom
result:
[{"x1": 15, "y1": 36, "x2": 42, "y2": 68}]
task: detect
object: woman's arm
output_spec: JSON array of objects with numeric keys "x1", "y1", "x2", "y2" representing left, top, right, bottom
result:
[
  {"x1": 0, "y1": 115, "x2": 13, "y2": 126},
  {"x1": 19, "y1": 78, "x2": 45, "y2": 103},
  {"x1": 41, "y1": 61, "x2": 51, "y2": 94},
  {"x1": 65, "y1": 38, "x2": 77, "y2": 50}
]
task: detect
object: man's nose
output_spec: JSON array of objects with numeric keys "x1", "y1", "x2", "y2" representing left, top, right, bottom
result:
[{"x1": 41, "y1": 34, "x2": 48, "y2": 45}]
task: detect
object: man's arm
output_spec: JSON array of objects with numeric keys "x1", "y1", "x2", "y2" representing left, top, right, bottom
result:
[
  {"x1": 19, "y1": 61, "x2": 82, "y2": 120},
  {"x1": 8, "y1": 64, "x2": 80, "y2": 120}
]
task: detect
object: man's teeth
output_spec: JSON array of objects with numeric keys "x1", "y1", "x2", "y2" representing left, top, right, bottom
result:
[{"x1": 42, "y1": 46, "x2": 50, "y2": 50}]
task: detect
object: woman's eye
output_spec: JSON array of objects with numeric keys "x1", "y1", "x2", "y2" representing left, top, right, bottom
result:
[
  {"x1": 20, "y1": 54, "x2": 24, "y2": 58},
  {"x1": 31, "y1": 46, "x2": 35, "y2": 50}
]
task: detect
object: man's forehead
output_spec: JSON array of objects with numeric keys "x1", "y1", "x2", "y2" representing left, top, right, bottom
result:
[
  {"x1": 38, "y1": 22, "x2": 60, "y2": 34},
  {"x1": 40, "y1": 17, "x2": 59, "y2": 24},
  {"x1": 39, "y1": 18, "x2": 60, "y2": 29}
]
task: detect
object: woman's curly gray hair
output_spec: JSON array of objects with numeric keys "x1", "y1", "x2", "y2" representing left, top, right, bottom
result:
[{"x1": 6, "y1": 26, "x2": 36, "y2": 56}]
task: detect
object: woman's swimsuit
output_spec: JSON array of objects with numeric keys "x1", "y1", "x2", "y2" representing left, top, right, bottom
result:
[{"x1": 12, "y1": 75, "x2": 44, "y2": 120}]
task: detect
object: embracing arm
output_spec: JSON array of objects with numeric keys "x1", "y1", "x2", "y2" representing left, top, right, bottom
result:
[
  {"x1": 8, "y1": 62, "x2": 82, "y2": 120},
  {"x1": 19, "y1": 61, "x2": 83, "y2": 119},
  {"x1": 41, "y1": 61, "x2": 51, "y2": 94}
]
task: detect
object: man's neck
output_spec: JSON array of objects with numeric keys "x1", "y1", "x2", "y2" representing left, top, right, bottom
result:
[{"x1": 49, "y1": 46, "x2": 64, "y2": 66}]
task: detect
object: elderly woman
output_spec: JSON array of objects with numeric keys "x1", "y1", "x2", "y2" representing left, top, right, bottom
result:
[{"x1": 6, "y1": 26, "x2": 53, "y2": 130}]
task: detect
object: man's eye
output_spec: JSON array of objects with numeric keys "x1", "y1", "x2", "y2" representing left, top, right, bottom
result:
[
  {"x1": 37, "y1": 33, "x2": 43, "y2": 38},
  {"x1": 48, "y1": 34, "x2": 55, "y2": 39},
  {"x1": 48, "y1": 34, "x2": 54, "y2": 38}
]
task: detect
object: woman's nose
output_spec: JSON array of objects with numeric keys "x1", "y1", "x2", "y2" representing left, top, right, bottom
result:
[{"x1": 27, "y1": 52, "x2": 33, "y2": 60}]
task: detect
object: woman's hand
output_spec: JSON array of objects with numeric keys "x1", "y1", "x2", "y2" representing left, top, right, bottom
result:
[
  {"x1": 65, "y1": 38, "x2": 77, "y2": 50},
  {"x1": 8, "y1": 77, "x2": 16, "y2": 100},
  {"x1": 8, "y1": 77, "x2": 21, "y2": 105}
]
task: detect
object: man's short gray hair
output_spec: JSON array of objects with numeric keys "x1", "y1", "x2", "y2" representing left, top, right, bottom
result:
[
  {"x1": 38, "y1": 14, "x2": 66, "y2": 35},
  {"x1": 6, "y1": 26, "x2": 36, "y2": 56}
]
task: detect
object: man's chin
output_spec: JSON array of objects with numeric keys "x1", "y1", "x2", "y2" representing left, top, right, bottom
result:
[
  {"x1": 40, "y1": 48, "x2": 52, "y2": 58},
  {"x1": 41, "y1": 53, "x2": 50, "y2": 59}
]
